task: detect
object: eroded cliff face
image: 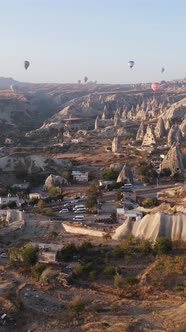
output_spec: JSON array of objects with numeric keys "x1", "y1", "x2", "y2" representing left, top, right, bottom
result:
[
  {"x1": 113, "y1": 212, "x2": 186, "y2": 242},
  {"x1": 161, "y1": 144, "x2": 184, "y2": 175},
  {"x1": 0, "y1": 154, "x2": 72, "y2": 177},
  {"x1": 0, "y1": 91, "x2": 59, "y2": 139}
]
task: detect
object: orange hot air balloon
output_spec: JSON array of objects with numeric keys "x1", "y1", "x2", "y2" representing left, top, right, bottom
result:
[{"x1": 151, "y1": 82, "x2": 160, "y2": 92}]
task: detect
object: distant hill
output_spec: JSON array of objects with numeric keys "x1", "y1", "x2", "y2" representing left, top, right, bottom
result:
[{"x1": 0, "y1": 77, "x2": 18, "y2": 89}]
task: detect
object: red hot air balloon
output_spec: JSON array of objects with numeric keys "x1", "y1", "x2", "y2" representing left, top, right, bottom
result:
[{"x1": 151, "y1": 82, "x2": 160, "y2": 92}]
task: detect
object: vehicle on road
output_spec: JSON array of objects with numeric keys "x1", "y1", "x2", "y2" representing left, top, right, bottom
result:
[
  {"x1": 0, "y1": 253, "x2": 8, "y2": 258},
  {"x1": 74, "y1": 208, "x2": 86, "y2": 213},
  {"x1": 73, "y1": 216, "x2": 85, "y2": 221},
  {"x1": 73, "y1": 204, "x2": 85, "y2": 211},
  {"x1": 59, "y1": 209, "x2": 69, "y2": 213}
]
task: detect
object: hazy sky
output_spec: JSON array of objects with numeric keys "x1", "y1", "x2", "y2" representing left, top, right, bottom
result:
[{"x1": 0, "y1": 0, "x2": 186, "y2": 84}]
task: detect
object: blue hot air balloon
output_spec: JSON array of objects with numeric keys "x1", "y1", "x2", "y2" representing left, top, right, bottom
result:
[{"x1": 128, "y1": 60, "x2": 135, "y2": 69}]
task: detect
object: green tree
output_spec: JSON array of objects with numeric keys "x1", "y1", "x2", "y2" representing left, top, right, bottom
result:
[
  {"x1": 161, "y1": 168, "x2": 171, "y2": 177},
  {"x1": 7, "y1": 200, "x2": 17, "y2": 209},
  {"x1": 21, "y1": 244, "x2": 39, "y2": 266},
  {"x1": 115, "y1": 189, "x2": 123, "y2": 201},
  {"x1": 143, "y1": 197, "x2": 159, "y2": 208},
  {"x1": 100, "y1": 168, "x2": 119, "y2": 180},
  {"x1": 31, "y1": 262, "x2": 47, "y2": 280},
  {"x1": 85, "y1": 194, "x2": 98, "y2": 209},
  {"x1": 85, "y1": 181, "x2": 102, "y2": 210},
  {"x1": 138, "y1": 162, "x2": 157, "y2": 183},
  {"x1": 38, "y1": 199, "x2": 44, "y2": 209},
  {"x1": 48, "y1": 186, "x2": 59, "y2": 197},
  {"x1": 154, "y1": 237, "x2": 172, "y2": 255},
  {"x1": 56, "y1": 243, "x2": 77, "y2": 262}
]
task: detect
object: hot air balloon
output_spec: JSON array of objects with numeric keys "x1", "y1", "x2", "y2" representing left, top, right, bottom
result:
[
  {"x1": 151, "y1": 82, "x2": 160, "y2": 92},
  {"x1": 128, "y1": 60, "x2": 135, "y2": 69},
  {"x1": 84, "y1": 76, "x2": 88, "y2": 83},
  {"x1": 24, "y1": 60, "x2": 30, "y2": 70},
  {"x1": 161, "y1": 67, "x2": 165, "y2": 74}
]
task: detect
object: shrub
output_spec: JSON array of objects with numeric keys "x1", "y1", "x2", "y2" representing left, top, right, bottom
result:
[
  {"x1": 7, "y1": 200, "x2": 17, "y2": 209},
  {"x1": 103, "y1": 265, "x2": 115, "y2": 276},
  {"x1": 21, "y1": 244, "x2": 39, "y2": 266},
  {"x1": 89, "y1": 270, "x2": 97, "y2": 280},
  {"x1": 161, "y1": 168, "x2": 171, "y2": 177},
  {"x1": 47, "y1": 231, "x2": 58, "y2": 239},
  {"x1": 126, "y1": 277, "x2": 139, "y2": 286},
  {"x1": 137, "y1": 239, "x2": 153, "y2": 255},
  {"x1": 154, "y1": 237, "x2": 172, "y2": 255},
  {"x1": 42, "y1": 208, "x2": 53, "y2": 216},
  {"x1": 31, "y1": 262, "x2": 47, "y2": 280},
  {"x1": 56, "y1": 243, "x2": 77, "y2": 262},
  {"x1": 100, "y1": 168, "x2": 119, "y2": 181},
  {"x1": 143, "y1": 197, "x2": 159, "y2": 208},
  {"x1": 72, "y1": 263, "x2": 84, "y2": 276},
  {"x1": 68, "y1": 295, "x2": 87, "y2": 315},
  {"x1": 114, "y1": 272, "x2": 124, "y2": 288}
]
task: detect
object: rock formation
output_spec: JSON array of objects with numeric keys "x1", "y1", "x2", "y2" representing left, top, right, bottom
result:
[
  {"x1": 142, "y1": 125, "x2": 156, "y2": 146},
  {"x1": 116, "y1": 161, "x2": 134, "y2": 184},
  {"x1": 136, "y1": 121, "x2": 145, "y2": 141},
  {"x1": 112, "y1": 212, "x2": 186, "y2": 242},
  {"x1": 112, "y1": 136, "x2": 119, "y2": 153},
  {"x1": 154, "y1": 118, "x2": 166, "y2": 138},
  {"x1": 0, "y1": 155, "x2": 72, "y2": 177},
  {"x1": 180, "y1": 118, "x2": 186, "y2": 138},
  {"x1": 44, "y1": 174, "x2": 68, "y2": 190},
  {"x1": 94, "y1": 116, "x2": 99, "y2": 130},
  {"x1": 101, "y1": 110, "x2": 106, "y2": 120},
  {"x1": 161, "y1": 144, "x2": 184, "y2": 176},
  {"x1": 167, "y1": 125, "x2": 182, "y2": 147},
  {"x1": 114, "y1": 111, "x2": 119, "y2": 127},
  {"x1": 162, "y1": 97, "x2": 186, "y2": 122},
  {"x1": 164, "y1": 118, "x2": 171, "y2": 131}
]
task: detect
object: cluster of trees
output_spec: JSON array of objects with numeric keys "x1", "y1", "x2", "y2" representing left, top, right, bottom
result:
[{"x1": 84, "y1": 181, "x2": 103, "y2": 211}]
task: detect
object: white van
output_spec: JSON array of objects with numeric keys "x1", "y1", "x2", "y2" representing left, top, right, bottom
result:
[
  {"x1": 73, "y1": 204, "x2": 85, "y2": 211},
  {"x1": 75, "y1": 208, "x2": 86, "y2": 213},
  {"x1": 73, "y1": 215, "x2": 85, "y2": 221},
  {"x1": 59, "y1": 208, "x2": 69, "y2": 213}
]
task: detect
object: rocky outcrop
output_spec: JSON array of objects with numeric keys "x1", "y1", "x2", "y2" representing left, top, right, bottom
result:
[
  {"x1": 154, "y1": 118, "x2": 166, "y2": 138},
  {"x1": 167, "y1": 125, "x2": 182, "y2": 146},
  {"x1": 161, "y1": 144, "x2": 184, "y2": 176},
  {"x1": 164, "y1": 118, "x2": 171, "y2": 131},
  {"x1": 94, "y1": 116, "x2": 99, "y2": 130},
  {"x1": 116, "y1": 161, "x2": 134, "y2": 184},
  {"x1": 44, "y1": 174, "x2": 68, "y2": 190},
  {"x1": 0, "y1": 155, "x2": 72, "y2": 174},
  {"x1": 112, "y1": 136, "x2": 119, "y2": 153},
  {"x1": 180, "y1": 117, "x2": 186, "y2": 138},
  {"x1": 142, "y1": 125, "x2": 156, "y2": 146},
  {"x1": 162, "y1": 97, "x2": 186, "y2": 121},
  {"x1": 136, "y1": 121, "x2": 145, "y2": 141},
  {"x1": 109, "y1": 163, "x2": 123, "y2": 172},
  {"x1": 112, "y1": 212, "x2": 186, "y2": 242}
]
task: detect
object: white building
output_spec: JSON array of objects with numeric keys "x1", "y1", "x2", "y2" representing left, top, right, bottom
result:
[
  {"x1": 117, "y1": 208, "x2": 143, "y2": 223},
  {"x1": 0, "y1": 195, "x2": 21, "y2": 206},
  {"x1": 72, "y1": 171, "x2": 88, "y2": 182}
]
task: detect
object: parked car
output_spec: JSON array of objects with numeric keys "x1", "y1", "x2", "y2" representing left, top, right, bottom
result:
[
  {"x1": 0, "y1": 253, "x2": 8, "y2": 258},
  {"x1": 59, "y1": 208, "x2": 69, "y2": 213},
  {"x1": 73, "y1": 204, "x2": 85, "y2": 211},
  {"x1": 75, "y1": 208, "x2": 86, "y2": 214},
  {"x1": 73, "y1": 216, "x2": 85, "y2": 221},
  {"x1": 122, "y1": 201, "x2": 139, "y2": 209}
]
